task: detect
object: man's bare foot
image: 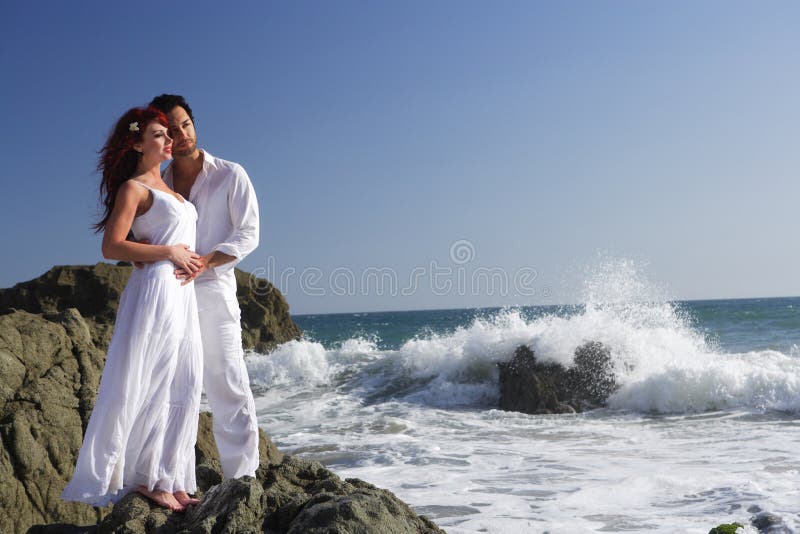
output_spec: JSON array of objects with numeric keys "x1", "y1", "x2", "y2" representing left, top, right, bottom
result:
[
  {"x1": 137, "y1": 485, "x2": 185, "y2": 511},
  {"x1": 173, "y1": 490, "x2": 200, "y2": 506}
]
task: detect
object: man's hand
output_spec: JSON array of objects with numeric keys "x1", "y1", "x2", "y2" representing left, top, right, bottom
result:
[
  {"x1": 174, "y1": 250, "x2": 236, "y2": 285},
  {"x1": 175, "y1": 254, "x2": 209, "y2": 285}
]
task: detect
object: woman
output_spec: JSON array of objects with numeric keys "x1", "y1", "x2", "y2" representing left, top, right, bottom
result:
[{"x1": 61, "y1": 107, "x2": 204, "y2": 511}]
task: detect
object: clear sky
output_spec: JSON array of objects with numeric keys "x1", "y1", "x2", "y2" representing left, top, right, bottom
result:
[{"x1": 1, "y1": 1, "x2": 798, "y2": 314}]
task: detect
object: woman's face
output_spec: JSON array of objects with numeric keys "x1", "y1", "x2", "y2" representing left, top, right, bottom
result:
[{"x1": 135, "y1": 121, "x2": 173, "y2": 161}]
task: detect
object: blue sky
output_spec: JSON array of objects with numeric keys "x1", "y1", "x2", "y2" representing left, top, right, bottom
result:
[{"x1": 1, "y1": 1, "x2": 798, "y2": 314}]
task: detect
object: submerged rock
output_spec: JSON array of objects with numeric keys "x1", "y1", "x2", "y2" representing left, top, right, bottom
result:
[
  {"x1": 750, "y1": 511, "x2": 792, "y2": 533},
  {"x1": 498, "y1": 341, "x2": 618, "y2": 414},
  {"x1": 570, "y1": 341, "x2": 619, "y2": 406},
  {"x1": 497, "y1": 345, "x2": 574, "y2": 414},
  {"x1": 708, "y1": 524, "x2": 744, "y2": 534}
]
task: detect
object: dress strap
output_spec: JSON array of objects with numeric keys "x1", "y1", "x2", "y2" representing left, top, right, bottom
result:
[
  {"x1": 129, "y1": 179, "x2": 153, "y2": 190},
  {"x1": 129, "y1": 179, "x2": 187, "y2": 205}
]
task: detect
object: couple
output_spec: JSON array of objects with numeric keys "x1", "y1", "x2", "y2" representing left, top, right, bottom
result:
[{"x1": 61, "y1": 95, "x2": 261, "y2": 511}]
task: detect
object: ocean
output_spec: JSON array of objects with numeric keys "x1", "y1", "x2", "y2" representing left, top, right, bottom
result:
[{"x1": 243, "y1": 264, "x2": 800, "y2": 533}]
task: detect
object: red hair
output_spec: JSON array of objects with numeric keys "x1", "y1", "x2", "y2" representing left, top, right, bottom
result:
[{"x1": 93, "y1": 106, "x2": 168, "y2": 232}]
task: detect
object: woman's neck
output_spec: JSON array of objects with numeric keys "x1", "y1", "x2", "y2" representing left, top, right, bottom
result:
[{"x1": 134, "y1": 161, "x2": 162, "y2": 183}]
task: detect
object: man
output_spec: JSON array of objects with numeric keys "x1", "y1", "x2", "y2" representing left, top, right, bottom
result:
[{"x1": 149, "y1": 94, "x2": 260, "y2": 480}]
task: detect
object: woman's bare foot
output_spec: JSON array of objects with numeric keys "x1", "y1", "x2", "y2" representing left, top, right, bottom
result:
[
  {"x1": 173, "y1": 490, "x2": 200, "y2": 507},
  {"x1": 137, "y1": 485, "x2": 185, "y2": 511}
]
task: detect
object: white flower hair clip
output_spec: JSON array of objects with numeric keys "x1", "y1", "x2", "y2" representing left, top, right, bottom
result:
[{"x1": 129, "y1": 122, "x2": 139, "y2": 132}]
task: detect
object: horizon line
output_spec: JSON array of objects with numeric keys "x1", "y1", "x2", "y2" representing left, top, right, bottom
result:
[{"x1": 290, "y1": 294, "x2": 800, "y2": 318}]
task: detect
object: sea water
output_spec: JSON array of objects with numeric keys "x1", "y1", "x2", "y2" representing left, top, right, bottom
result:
[{"x1": 244, "y1": 261, "x2": 800, "y2": 533}]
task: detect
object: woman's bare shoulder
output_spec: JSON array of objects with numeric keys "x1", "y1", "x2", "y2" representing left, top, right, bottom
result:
[{"x1": 116, "y1": 179, "x2": 149, "y2": 201}]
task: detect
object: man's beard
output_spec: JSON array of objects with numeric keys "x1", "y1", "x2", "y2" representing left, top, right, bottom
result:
[{"x1": 174, "y1": 139, "x2": 196, "y2": 157}]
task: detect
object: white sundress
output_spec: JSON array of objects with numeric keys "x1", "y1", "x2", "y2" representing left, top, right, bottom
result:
[{"x1": 62, "y1": 181, "x2": 203, "y2": 506}]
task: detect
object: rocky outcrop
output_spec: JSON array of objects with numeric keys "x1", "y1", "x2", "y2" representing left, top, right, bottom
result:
[
  {"x1": 81, "y1": 451, "x2": 444, "y2": 533},
  {"x1": 26, "y1": 408, "x2": 443, "y2": 534},
  {"x1": 708, "y1": 524, "x2": 744, "y2": 534},
  {"x1": 498, "y1": 341, "x2": 619, "y2": 414},
  {"x1": 234, "y1": 269, "x2": 302, "y2": 353},
  {"x1": 0, "y1": 309, "x2": 110, "y2": 534},
  {"x1": 749, "y1": 509, "x2": 792, "y2": 533},
  {"x1": 0, "y1": 263, "x2": 298, "y2": 533},
  {"x1": 708, "y1": 508, "x2": 793, "y2": 534},
  {"x1": 0, "y1": 263, "x2": 302, "y2": 353},
  {"x1": 2, "y1": 266, "x2": 441, "y2": 534}
]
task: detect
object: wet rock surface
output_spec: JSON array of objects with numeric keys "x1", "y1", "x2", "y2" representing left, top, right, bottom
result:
[
  {"x1": 750, "y1": 511, "x2": 793, "y2": 533},
  {"x1": 498, "y1": 341, "x2": 619, "y2": 414}
]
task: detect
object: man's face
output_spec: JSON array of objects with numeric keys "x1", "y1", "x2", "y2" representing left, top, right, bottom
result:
[{"x1": 166, "y1": 106, "x2": 197, "y2": 157}]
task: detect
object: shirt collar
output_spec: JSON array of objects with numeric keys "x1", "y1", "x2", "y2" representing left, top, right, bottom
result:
[
  {"x1": 164, "y1": 148, "x2": 214, "y2": 184},
  {"x1": 199, "y1": 149, "x2": 215, "y2": 173}
]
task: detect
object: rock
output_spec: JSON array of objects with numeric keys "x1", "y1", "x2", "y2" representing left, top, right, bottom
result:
[
  {"x1": 285, "y1": 477, "x2": 443, "y2": 534},
  {"x1": 4, "y1": 265, "x2": 443, "y2": 534},
  {"x1": 498, "y1": 341, "x2": 618, "y2": 414},
  {"x1": 0, "y1": 309, "x2": 109, "y2": 534},
  {"x1": 90, "y1": 455, "x2": 444, "y2": 534},
  {"x1": 0, "y1": 263, "x2": 130, "y2": 321},
  {"x1": 570, "y1": 341, "x2": 619, "y2": 406},
  {"x1": 751, "y1": 511, "x2": 791, "y2": 533},
  {"x1": 0, "y1": 263, "x2": 298, "y2": 533},
  {"x1": 234, "y1": 269, "x2": 302, "y2": 353},
  {"x1": 708, "y1": 524, "x2": 744, "y2": 534},
  {"x1": 25, "y1": 411, "x2": 444, "y2": 533},
  {"x1": 26, "y1": 525, "x2": 96, "y2": 534},
  {"x1": 0, "y1": 263, "x2": 303, "y2": 353},
  {"x1": 194, "y1": 412, "x2": 284, "y2": 493},
  {"x1": 497, "y1": 345, "x2": 572, "y2": 414}
]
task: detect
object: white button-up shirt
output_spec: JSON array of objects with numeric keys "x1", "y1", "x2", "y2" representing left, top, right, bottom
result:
[{"x1": 164, "y1": 150, "x2": 259, "y2": 293}]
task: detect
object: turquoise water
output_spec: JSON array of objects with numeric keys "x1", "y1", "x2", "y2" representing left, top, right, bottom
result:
[
  {"x1": 246, "y1": 290, "x2": 800, "y2": 532},
  {"x1": 293, "y1": 297, "x2": 800, "y2": 355}
]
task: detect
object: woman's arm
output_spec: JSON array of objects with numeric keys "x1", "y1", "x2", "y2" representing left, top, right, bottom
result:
[{"x1": 101, "y1": 181, "x2": 202, "y2": 274}]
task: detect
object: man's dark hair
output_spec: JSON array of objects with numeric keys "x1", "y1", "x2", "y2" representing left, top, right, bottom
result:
[{"x1": 149, "y1": 94, "x2": 195, "y2": 123}]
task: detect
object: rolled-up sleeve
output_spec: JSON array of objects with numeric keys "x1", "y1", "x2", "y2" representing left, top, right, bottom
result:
[{"x1": 211, "y1": 164, "x2": 259, "y2": 275}]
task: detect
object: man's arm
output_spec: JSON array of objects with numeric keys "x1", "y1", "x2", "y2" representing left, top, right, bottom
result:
[
  {"x1": 213, "y1": 164, "x2": 259, "y2": 271},
  {"x1": 177, "y1": 165, "x2": 259, "y2": 283}
]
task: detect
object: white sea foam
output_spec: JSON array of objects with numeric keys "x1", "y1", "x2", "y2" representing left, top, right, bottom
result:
[
  {"x1": 389, "y1": 258, "x2": 800, "y2": 414},
  {"x1": 251, "y1": 305, "x2": 800, "y2": 414},
  {"x1": 336, "y1": 336, "x2": 380, "y2": 357},
  {"x1": 252, "y1": 258, "x2": 800, "y2": 532},
  {"x1": 246, "y1": 339, "x2": 332, "y2": 387},
  {"x1": 254, "y1": 258, "x2": 800, "y2": 414}
]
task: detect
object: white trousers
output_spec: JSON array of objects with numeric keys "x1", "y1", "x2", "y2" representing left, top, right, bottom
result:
[{"x1": 196, "y1": 281, "x2": 260, "y2": 479}]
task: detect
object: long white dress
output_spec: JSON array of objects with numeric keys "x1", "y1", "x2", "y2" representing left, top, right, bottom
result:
[{"x1": 62, "y1": 182, "x2": 203, "y2": 506}]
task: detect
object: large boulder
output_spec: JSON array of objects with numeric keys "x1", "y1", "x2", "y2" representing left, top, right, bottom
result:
[
  {"x1": 0, "y1": 309, "x2": 110, "y2": 534},
  {"x1": 0, "y1": 263, "x2": 303, "y2": 353},
  {"x1": 234, "y1": 269, "x2": 302, "y2": 353},
  {"x1": 498, "y1": 341, "x2": 619, "y2": 414},
  {"x1": 0, "y1": 263, "x2": 298, "y2": 533},
  {"x1": 26, "y1": 409, "x2": 443, "y2": 534},
  {"x1": 83, "y1": 454, "x2": 444, "y2": 534}
]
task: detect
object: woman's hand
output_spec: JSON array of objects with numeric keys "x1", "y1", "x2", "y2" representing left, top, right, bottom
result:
[
  {"x1": 175, "y1": 254, "x2": 208, "y2": 286},
  {"x1": 167, "y1": 244, "x2": 203, "y2": 275}
]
